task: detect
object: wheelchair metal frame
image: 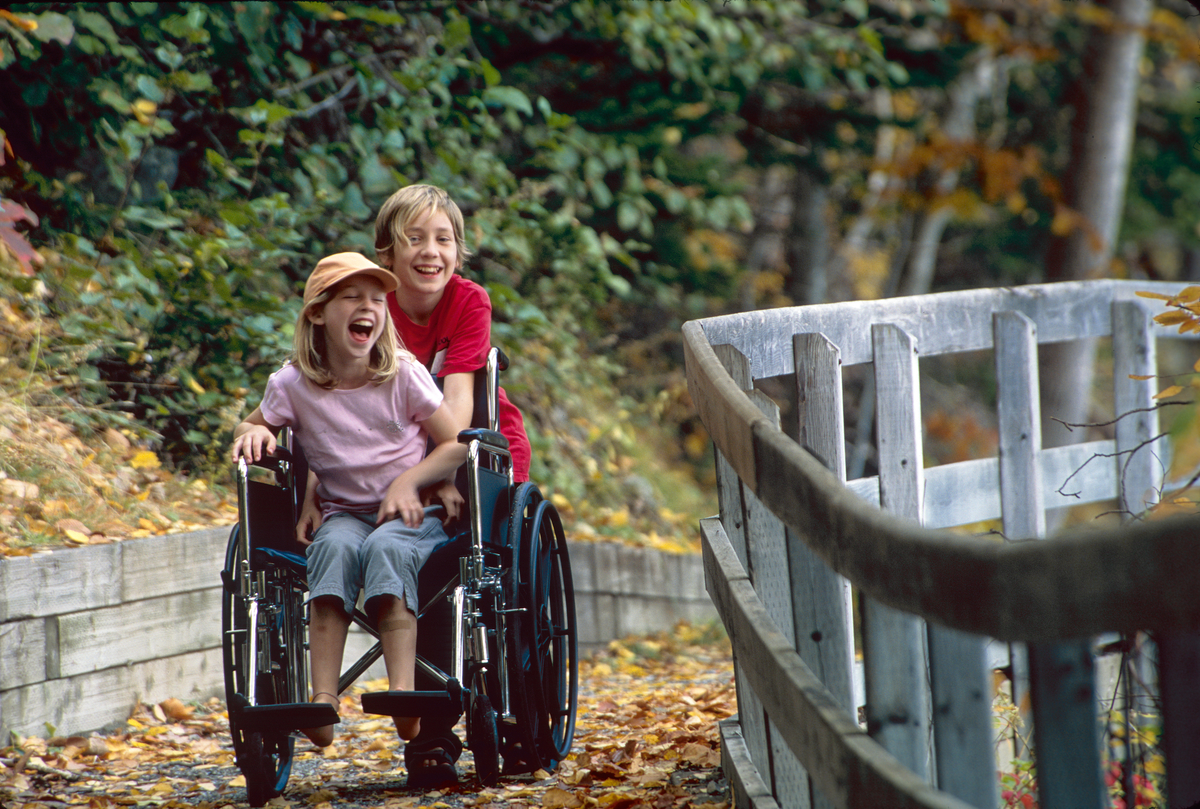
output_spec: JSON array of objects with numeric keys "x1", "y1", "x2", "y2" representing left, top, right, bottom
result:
[{"x1": 222, "y1": 349, "x2": 577, "y2": 806}]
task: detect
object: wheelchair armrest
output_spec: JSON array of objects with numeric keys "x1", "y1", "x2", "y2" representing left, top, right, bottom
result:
[{"x1": 458, "y1": 427, "x2": 509, "y2": 451}]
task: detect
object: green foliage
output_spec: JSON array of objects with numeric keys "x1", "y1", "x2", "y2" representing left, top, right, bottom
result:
[{"x1": 0, "y1": 1, "x2": 912, "y2": 527}]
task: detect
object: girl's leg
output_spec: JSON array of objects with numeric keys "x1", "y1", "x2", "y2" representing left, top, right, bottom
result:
[
  {"x1": 361, "y1": 508, "x2": 448, "y2": 744},
  {"x1": 377, "y1": 594, "x2": 420, "y2": 740},
  {"x1": 302, "y1": 595, "x2": 351, "y2": 747}
]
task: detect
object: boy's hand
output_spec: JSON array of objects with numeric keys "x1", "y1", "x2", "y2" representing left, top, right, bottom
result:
[
  {"x1": 378, "y1": 477, "x2": 424, "y2": 528},
  {"x1": 232, "y1": 424, "x2": 276, "y2": 464},
  {"x1": 423, "y1": 480, "x2": 464, "y2": 524}
]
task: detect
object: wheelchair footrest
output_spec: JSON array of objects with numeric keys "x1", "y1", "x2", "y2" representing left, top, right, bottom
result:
[
  {"x1": 360, "y1": 690, "x2": 461, "y2": 719},
  {"x1": 237, "y1": 702, "x2": 339, "y2": 734}
]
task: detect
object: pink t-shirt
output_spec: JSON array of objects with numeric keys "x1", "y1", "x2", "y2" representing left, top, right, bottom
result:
[{"x1": 258, "y1": 361, "x2": 443, "y2": 516}]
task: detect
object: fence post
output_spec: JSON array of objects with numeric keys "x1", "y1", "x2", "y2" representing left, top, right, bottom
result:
[
  {"x1": 996, "y1": 311, "x2": 1104, "y2": 809},
  {"x1": 863, "y1": 323, "x2": 932, "y2": 781},
  {"x1": 746, "y1": 387, "x2": 816, "y2": 809},
  {"x1": 793, "y1": 333, "x2": 857, "y2": 809},
  {"x1": 1113, "y1": 299, "x2": 1200, "y2": 807}
]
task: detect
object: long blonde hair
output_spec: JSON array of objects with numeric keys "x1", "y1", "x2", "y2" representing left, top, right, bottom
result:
[
  {"x1": 374, "y1": 184, "x2": 472, "y2": 269},
  {"x1": 292, "y1": 283, "x2": 405, "y2": 389}
]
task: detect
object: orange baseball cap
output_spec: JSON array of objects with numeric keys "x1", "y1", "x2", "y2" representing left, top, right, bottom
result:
[{"x1": 303, "y1": 252, "x2": 398, "y2": 306}]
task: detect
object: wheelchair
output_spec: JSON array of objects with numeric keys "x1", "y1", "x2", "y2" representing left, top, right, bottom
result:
[{"x1": 220, "y1": 349, "x2": 578, "y2": 806}]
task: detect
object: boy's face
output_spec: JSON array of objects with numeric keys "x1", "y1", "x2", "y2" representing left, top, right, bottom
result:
[
  {"x1": 308, "y1": 275, "x2": 389, "y2": 367},
  {"x1": 386, "y1": 208, "x2": 459, "y2": 304}
]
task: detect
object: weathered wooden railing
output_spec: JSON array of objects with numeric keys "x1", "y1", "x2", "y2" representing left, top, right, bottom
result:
[{"x1": 683, "y1": 280, "x2": 1200, "y2": 809}]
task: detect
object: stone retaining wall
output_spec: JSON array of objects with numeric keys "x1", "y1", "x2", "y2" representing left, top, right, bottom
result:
[{"x1": 0, "y1": 527, "x2": 714, "y2": 739}]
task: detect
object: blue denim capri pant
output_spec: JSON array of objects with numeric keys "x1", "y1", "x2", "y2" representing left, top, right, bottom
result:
[{"x1": 305, "y1": 507, "x2": 448, "y2": 617}]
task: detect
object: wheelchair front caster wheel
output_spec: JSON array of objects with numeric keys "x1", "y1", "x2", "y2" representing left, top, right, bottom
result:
[
  {"x1": 238, "y1": 728, "x2": 294, "y2": 807},
  {"x1": 467, "y1": 691, "x2": 499, "y2": 787}
]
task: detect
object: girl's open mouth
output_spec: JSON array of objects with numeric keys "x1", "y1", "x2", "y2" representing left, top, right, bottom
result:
[{"x1": 349, "y1": 319, "x2": 374, "y2": 343}]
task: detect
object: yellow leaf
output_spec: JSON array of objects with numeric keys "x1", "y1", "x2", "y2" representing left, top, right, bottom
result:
[
  {"x1": 0, "y1": 10, "x2": 38, "y2": 32},
  {"x1": 1136, "y1": 291, "x2": 1173, "y2": 301},
  {"x1": 1153, "y1": 385, "x2": 1184, "y2": 399},
  {"x1": 138, "y1": 518, "x2": 156, "y2": 530},
  {"x1": 1146, "y1": 757, "x2": 1166, "y2": 775},
  {"x1": 130, "y1": 451, "x2": 161, "y2": 469},
  {"x1": 132, "y1": 98, "x2": 157, "y2": 125},
  {"x1": 64, "y1": 529, "x2": 90, "y2": 545},
  {"x1": 1178, "y1": 286, "x2": 1200, "y2": 303},
  {"x1": 1154, "y1": 310, "x2": 1190, "y2": 326},
  {"x1": 1128, "y1": 374, "x2": 1154, "y2": 380},
  {"x1": 1193, "y1": 357, "x2": 1200, "y2": 373}
]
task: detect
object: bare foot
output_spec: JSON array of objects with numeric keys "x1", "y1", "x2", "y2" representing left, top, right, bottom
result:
[
  {"x1": 301, "y1": 693, "x2": 340, "y2": 747},
  {"x1": 394, "y1": 715, "x2": 420, "y2": 741}
]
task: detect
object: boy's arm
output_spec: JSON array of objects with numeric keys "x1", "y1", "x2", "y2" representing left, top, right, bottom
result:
[
  {"x1": 231, "y1": 407, "x2": 282, "y2": 463},
  {"x1": 377, "y1": 404, "x2": 469, "y2": 527}
]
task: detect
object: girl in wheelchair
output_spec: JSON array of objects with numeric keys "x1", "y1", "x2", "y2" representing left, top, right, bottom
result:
[{"x1": 231, "y1": 251, "x2": 467, "y2": 749}]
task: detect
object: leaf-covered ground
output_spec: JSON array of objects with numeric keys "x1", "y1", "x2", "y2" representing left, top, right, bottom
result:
[{"x1": 1, "y1": 625, "x2": 735, "y2": 809}]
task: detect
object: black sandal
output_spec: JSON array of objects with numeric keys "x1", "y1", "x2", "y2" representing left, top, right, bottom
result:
[{"x1": 405, "y1": 740, "x2": 460, "y2": 789}]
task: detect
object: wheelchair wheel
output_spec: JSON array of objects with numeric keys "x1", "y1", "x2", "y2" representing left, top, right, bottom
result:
[
  {"x1": 502, "y1": 484, "x2": 549, "y2": 773},
  {"x1": 467, "y1": 688, "x2": 500, "y2": 787},
  {"x1": 521, "y1": 496, "x2": 578, "y2": 764},
  {"x1": 503, "y1": 484, "x2": 579, "y2": 771},
  {"x1": 221, "y1": 526, "x2": 297, "y2": 807}
]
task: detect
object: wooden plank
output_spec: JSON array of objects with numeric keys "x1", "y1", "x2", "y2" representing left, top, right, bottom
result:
[
  {"x1": 746, "y1": 390, "x2": 812, "y2": 809},
  {"x1": 120, "y1": 528, "x2": 228, "y2": 600},
  {"x1": 0, "y1": 544, "x2": 123, "y2": 622},
  {"x1": 847, "y1": 440, "x2": 1120, "y2": 528},
  {"x1": 1027, "y1": 640, "x2": 1105, "y2": 809},
  {"x1": 720, "y1": 719, "x2": 783, "y2": 809},
  {"x1": 0, "y1": 648, "x2": 224, "y2": 739},
  {"x1": 994, "y1": 311, "x2": 1046, "y2": 542},
  {"x1": 794, "y1": 333, "x2": 856, "y2": 726},
  {"x1": 695, "y1": 280, "x2": 1195, "y2": 378},
  {"x1": 701, "y1": 517, "x2": 974, "y2": 809},
  {"x1": 683, "y1": 324, "x2": 765, "y2": 492},
  {"x1": 1111, "y1": 300, "x2": 1161, "y2": 517},
  {"x1": 1156, "y1": 630, "x2": 1200, "y2": 808},
  {"x1": 927, "y1": 624, "x2": 998, "y2": 808},
  {"x1": 865, "y1": 323, "x2": 931, "y2": 780},
  {"x1": 0, "y1": 616, "x2": 51, "y2": 689},
  {"x1": 57, "y1": 589, "x2": 222, "y2": 676}
]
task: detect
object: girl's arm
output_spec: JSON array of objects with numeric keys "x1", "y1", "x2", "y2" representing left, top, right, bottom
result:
[
  {"x1": 377, "y1": 403, "x2": 469, "y2": 527},
  {"x1": 231, "y1": 407, "x2": 283, "y2": 464}
]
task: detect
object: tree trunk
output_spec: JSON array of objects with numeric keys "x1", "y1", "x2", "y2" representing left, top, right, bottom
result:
[
  {"x1": 1038, "y1": 0, "x2": 1150, "y2": 453},
  {"x1": 785, "y1": 166, "x2": 829, "y2": 305}
]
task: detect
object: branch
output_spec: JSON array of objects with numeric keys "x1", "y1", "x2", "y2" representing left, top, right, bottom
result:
[{"x1": 1050, "y1": 399, "x2": 1192, "y2": 432}]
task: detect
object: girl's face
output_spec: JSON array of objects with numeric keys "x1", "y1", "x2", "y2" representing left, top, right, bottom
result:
[
  {"x1": 308, "y1": 275, "x2": 389, "y2": 372},
  {"x1": 386, "y1": 208, "x2": 459, "y2": 304}
]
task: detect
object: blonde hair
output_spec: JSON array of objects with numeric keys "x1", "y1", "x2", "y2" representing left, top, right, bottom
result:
[
  {"x1": 292, "y1": 281, "x2": 407, "y2": 389},
  {"x1": 374, "y1": 184, "x2": 472, "y2": 269}
]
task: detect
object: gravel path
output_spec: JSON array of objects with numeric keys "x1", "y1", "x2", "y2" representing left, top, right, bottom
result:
[{"x1": 3, "y1": 632, "x2": 735, "y2": 808}]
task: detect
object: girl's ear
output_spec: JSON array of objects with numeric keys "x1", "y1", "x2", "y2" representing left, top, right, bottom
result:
[{"x1": 307, "y1": 305, "x2": 325, "y2": 326}]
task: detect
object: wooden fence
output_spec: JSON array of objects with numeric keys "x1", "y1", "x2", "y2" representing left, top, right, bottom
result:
[{"x1": 683, "y1": 280, "x2": 1200, "y2": 809}]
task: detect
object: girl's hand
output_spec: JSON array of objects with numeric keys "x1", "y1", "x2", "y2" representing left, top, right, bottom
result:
[
  {"x1": 378, "y1": 477, "x2": 425, "y2": 528},
  {"x1": 232, "y1": 424, "x2": 277, "y2": 464},
  {"x1": 296, "y1": 498, "x2": 322, "y2": 547},
  {"x1": 295, "y1": 469, "x2": 321, "y2": 546}
]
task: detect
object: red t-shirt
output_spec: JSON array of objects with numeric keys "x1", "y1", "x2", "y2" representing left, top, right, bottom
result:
[{"x1": 388, "y1": 274, "x2": 532, "y2": 481}]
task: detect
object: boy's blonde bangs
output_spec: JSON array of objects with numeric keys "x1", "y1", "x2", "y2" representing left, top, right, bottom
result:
[
  {"x1": 292, "y1": 293, "x2": 407, "y2": 389},
  {"x1": 374, "y1": 184, "x2": 472, "y2": 268}
]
